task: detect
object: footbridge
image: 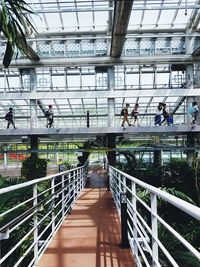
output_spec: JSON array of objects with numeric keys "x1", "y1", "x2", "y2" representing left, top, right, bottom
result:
[
  {"x1": 0, "y1": 163, "x2": 200, "y2": 267},
  {"x1": 0, "y1": 125, "x2": 200, "y2": 142}
]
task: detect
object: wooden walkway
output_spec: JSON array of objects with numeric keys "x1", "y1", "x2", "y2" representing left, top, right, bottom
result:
[{"x1": 37, "y1": 169, "x2": 136, "y2": 267}]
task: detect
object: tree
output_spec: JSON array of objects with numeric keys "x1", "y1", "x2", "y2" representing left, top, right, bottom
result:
[{"x1": 0, "y1": 0, "x2": 40, "y2": 67}]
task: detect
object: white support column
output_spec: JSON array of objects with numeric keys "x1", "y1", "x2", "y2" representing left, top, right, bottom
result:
[
  {"x1": 186, "y1": 65, "x2": 194, "y2": 124},
  {"x1": 56, "y1": 143, "x2": 59, "y2": 164},
  {"x1": 107, "y1": 67, "x2": 115, "y2": 127},
  {"x1": 30, "y1": 99, "x2": 38, "y2": 128},
  {"x1": 186, "y1": 36, "x2": 195, "y2": 125},
  {"x1": 29, "y1": 69, "x2": 38, "y2": 128},
  {"x1": 3, "y1": 146, "x2": 7, "y2": 168}
]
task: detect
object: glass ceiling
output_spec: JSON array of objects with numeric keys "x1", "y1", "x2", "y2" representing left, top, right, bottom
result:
[
  {"x1": 0, "y1": 0, "x2": 200, "y2": 131},
  {"x1": 27, "y1": 0, "x2": 198, "y2": 33}
]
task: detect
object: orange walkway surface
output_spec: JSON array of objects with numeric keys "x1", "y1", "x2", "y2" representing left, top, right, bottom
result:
[{"x1": 37, "y1": 170, "x2": 136, "y2": 267}]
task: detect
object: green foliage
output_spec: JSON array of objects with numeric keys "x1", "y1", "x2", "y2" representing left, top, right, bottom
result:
[
  {"x1": 0, "y1": 176, "x2": 34, "y2": 266},
  {"x1": 76, "y1": 138, "x2": 106, "y2": 166},
  {"x1": 116, "y1": 151, "x2": 137, "y2": 175},
  {"x1": 137, "y1": 164, "x2": 163, "y2": 187},
  {"x1": 159, "y1": 227, "x2": 200, "y2": 267},
  {"x1": 160, "y1": 187, "x2": 195, "y2": 205},
  {"x1": 117, "y1": 156, "x2": 200, "y2": 265},
  {"x1": 162, "y1": 159, "x2": 197, "y2": 202},
  {"x1": 62, "y1": 161, "x2": 71, "y2": 169},
  {"x1": 21, "y1": 157, "x2": 48, "y2": 179},
  {"x1": 0, "y1": 0, "x2": 39, "y2": 67}
]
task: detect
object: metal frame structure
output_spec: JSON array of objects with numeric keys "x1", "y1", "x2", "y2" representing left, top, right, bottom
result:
[
  {"x1": 109, "y1": 165, "x2": 200, "y2": 267},
  {"x1": 0, "y1": 163, "x2": 88, "y2": 267},
  {"x1": 0, "y1": 0, "x2": 199, "y2": 133},
  {"x1": 1, "y1": 162, "x2": 200, "y2": 267}
]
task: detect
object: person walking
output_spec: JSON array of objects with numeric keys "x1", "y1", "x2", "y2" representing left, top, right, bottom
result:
[
  {"x1": 5, "y1": 107, "x2": 17, "y2": 129},
  {"x1": 161, "y1": 103, "x2": 170, "y2": 125},
  {"x1": 154, "y1": 103, "x2": 163, "y2": 126},
  {"x1": 46, "y1": 105, "x2": 54, "y2": 128},
  {"x1": 191, "y1": 101, "x2": 199, "y2": 125},
  {"x1": 131, "y1": 103, "x2": 139, "y2": 126},
  {"x1": 121, "y1": 103, "x2": 131, "y2": 129}
]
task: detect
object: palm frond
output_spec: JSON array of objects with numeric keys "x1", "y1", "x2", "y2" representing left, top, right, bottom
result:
[
  {"x1": 161, "y1": 187, "x2": 195, "y2": 205},
  {"x1": 0, "y1": 0, "x2": 40, "y2": 67}
]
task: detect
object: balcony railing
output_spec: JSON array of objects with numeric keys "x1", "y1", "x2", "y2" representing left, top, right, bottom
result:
[
  {"x1": 109, "y1": 165, "x2": 200, "y2": 267},
  {"x1": 0, "y1": 163, "x2": 88, "y2": 267}
]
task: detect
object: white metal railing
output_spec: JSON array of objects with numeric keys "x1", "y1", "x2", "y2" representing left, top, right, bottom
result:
[
  {"x1": 109, "y1": 165, "x2": 200, "y2": 267},
  {"x1": 0, "y1": 163, "x2": 88, "y2": 267}
]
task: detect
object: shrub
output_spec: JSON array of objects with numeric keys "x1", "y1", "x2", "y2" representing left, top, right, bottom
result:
[{"x1": 21, "y1": 157, "x2": 48, "y2": 179}]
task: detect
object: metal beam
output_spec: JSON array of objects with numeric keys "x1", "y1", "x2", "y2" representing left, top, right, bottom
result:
[
  {"x1": 0, "y1": 125, "x2": 199, "y2": 141},
  {"x1": 186, "y1": 0, "x2": 200, "y2": 32},
  {"x1": 29, "y1": 4, "x2": 200, "y2": 14},
  {"x1": 6, "y1": 55, "x2": 196, "y2": 68},
  {"x1": 110, "y1": 0, "x2": 134, "y2": 57},
  {"x1": 1, "y1": 87, "x2": 200, "y2": 100},
  {"x1": 30, "y1": 28, "x2": 195, "y2": 39},
  {"x1": 171, "y1": 96, "x2": 186, "y2": 115}
]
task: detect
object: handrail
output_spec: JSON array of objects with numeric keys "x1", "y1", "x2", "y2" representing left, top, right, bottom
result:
[
  {"x1": 0, "y1": 166, "x2": 83, "y2": 195},
  {"x1": 110, "y1": 166, "x2": 200, "y2": 220},
  {"x1": 0, "y1": 162, "x2": 88, "y2": 267},
  {"x1": 108, "y1": 165, "x2": 200, "y2": 267}
]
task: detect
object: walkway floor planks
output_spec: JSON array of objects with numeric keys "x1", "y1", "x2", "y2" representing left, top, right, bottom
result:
[{"x1": 37, "y1": 170, "x2": 136, "y2": 267}]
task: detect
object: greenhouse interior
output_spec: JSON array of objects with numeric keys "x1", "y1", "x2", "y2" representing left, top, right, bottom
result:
[{"x1": 0, "y1": 1, "x2": 200, "y2": 267}]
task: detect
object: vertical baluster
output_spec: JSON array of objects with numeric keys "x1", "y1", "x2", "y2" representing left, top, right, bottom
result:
[
  {"x1": 33, "y1": 183, "x2": 38, "y2": 261},
  {"x1": 51, "y1": 177, "x2": 55, "y2": 233},
  {"x1": 151, "y1": 193, "x2": 158, "y2": 266}
]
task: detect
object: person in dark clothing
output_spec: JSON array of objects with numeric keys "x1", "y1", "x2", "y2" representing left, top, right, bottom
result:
[
  {"x1": 5, "y1": 108, "x2": 16, "y2": 129},
  {"x1": 131, "y1": 103, "x2": 139, "y2": 126},
  {"x1": 155, "y1": 103, "x2": 163, "y2": 126},
  {"x1": 46, "y1": 105, "x2": 54, "y2": 128},
  {"x1": 161, "y1": 103, "x2": 170, "y2": 125},
  {"x1": 191, "y1": 101, "x2": 199, "y2": 125}
]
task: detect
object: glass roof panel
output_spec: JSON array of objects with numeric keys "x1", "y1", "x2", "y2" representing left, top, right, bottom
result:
[
  {"x1": 44, "y1": 13, "x2": 61, "y2": 31},
  {"x1": 128, "y1": 11, "x2": 143, "y2": 29},
  {"x1": 173, "y1": 9, "x2": 193, "y2": 26},
  {"x1": 30, "y1": 14, "x2": 46, "y2": 32},
  {"x1": 158, "y1": 10, "x2": 176, "y2": 28},
  {"x1": 142, "y1": 10, "x2": 159, "y2": 26},
  {"x1": 94, "y1": 12, "x2": 109, "y2": 30},
  {"x1": 26, "y1": 0, "x2": 200, "y2": 34},
  {"x1": 78, "y1": 12, "x2": 94, "y2": 29},
  {"x1": 61, "y1": 13, "x2": 78, "y2": 30}
]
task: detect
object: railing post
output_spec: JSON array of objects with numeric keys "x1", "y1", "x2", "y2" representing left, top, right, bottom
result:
[
  {"x1": 74, "y1": 170, "x2": 77, "y2": 199},
  {"x1": 62, "y1": 174, "x2": 65, "y2": 219},
  {"x1": 87, "y1": 110, "x2": 90, "y2": 127},
  {"x1": 33, "y1": 184, "x2": 38, "y2": 261},
  {"x1": 107, "y1": 173, "x2": 110, "y2": 191},
  {"x1": 72, "y1": 170, "x2": 76, "y2": 202},
  {"x1": 77, "y1": 169, "x2": 80, "y2": 193},
  {"x1": 119, "y1": 192, "x2": 129, "y2": 248},
  {"x1": 81, "y1": 167, "x2": 85, "y2": 189},
  {"x1": 68, "y1": 172, "x2": 72, "y2": 210},
  {"x1": 151, "y1": 193, "x2": 158, "y2": 266},
  {"x1": 131, "y1": 181, "x2": 138, "y2": 260},
  {"x1": 51, "y1": 177, "x2": 55, "y2": 233}
]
